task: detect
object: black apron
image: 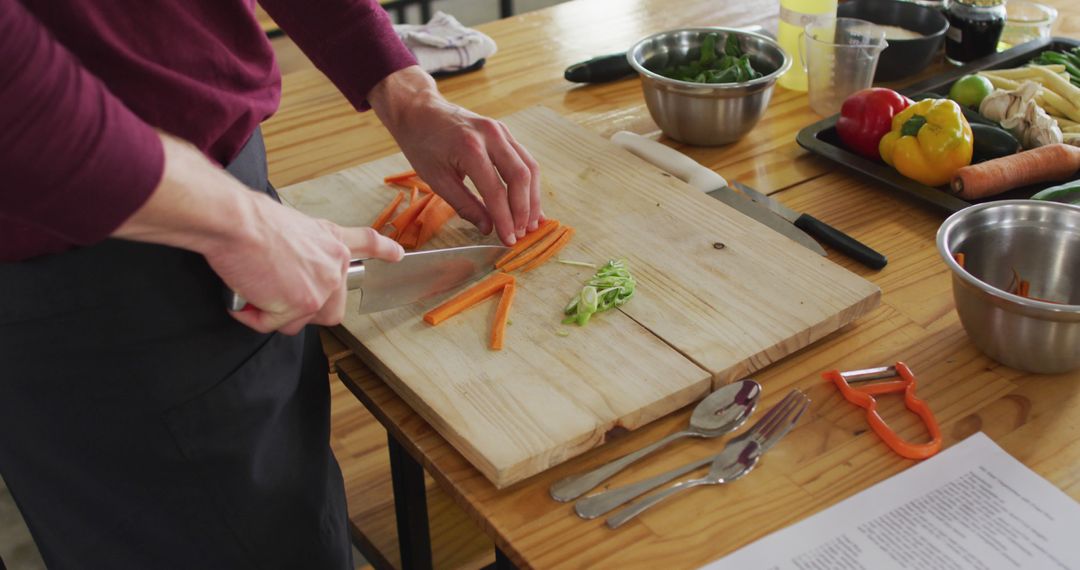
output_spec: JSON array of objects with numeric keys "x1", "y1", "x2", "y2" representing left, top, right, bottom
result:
[{"x1": 0, "y1": 129, "x2": 352, "y2": 569}]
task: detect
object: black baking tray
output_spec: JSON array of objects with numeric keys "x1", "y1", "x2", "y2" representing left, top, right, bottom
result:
[{"x1": 796, "y1": 37, "x2": 1080, "y2": 213}]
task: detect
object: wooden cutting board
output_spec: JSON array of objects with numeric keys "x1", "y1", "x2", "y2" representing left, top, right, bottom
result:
[{"x1": 278, "y1": 107, "x2": 880, "y2": 488}]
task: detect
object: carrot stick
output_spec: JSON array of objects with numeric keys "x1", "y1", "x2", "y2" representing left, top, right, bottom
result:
[
  {"x1": 953, "y1": 252, "x2": 965, "y2": 268},
  {"x1": 391, "y1": 192, "x2": 434, "y2": 240},
  {"x1": 518, "y1": 226, "x2": 576, "y2": 273},
  {"x1": 424, "y1": 272, "x2": 514, "y2": 326},
  {"x1": 490, "y1": 282, "x2": 516, "y2": 351},
  {"x1": 371, "y1": 191, "x2": 405, "y2": 232},
  {"x1": 397, "y1": 220, "x2": 421, "y2": 249},
  {"x1": 501, "y1": 224, "x2": 567, "y2": 272},
  {"x1": 410, "y1": 179, "x2": 434, "y2": 194},
  {"x1": 384, "y1": 170, "x2": 418, "y2": 185},
  {"x1": 414, "y1": 196, "x2": 457, "y2": 248},
  {"x1": 950, "y1": 144, "x2": 1080, "y2": 199},
  {"x1": 409, "y1": 186, "x2": 419, "y2": 205},
  {"x1": 494, "y1": 219, "x2": 560, "y2": 268}
]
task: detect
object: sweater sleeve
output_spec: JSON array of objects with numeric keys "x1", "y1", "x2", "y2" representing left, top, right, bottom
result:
[
  {"x1": 0, "y1": 0, "x2": 165, "y2": 246},
  {"x1": 258, "y1": 0, "x2": 418, "y2": 111}
]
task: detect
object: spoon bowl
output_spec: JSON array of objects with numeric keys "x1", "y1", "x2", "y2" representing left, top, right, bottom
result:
[{"x1": 549, "y1": 379, "x2": 761, "y2": 502}]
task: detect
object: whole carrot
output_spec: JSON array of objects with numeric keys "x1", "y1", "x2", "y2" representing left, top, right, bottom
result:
[{"x1": 950, "y1": 144, "x2": 1080, "y2": 199}]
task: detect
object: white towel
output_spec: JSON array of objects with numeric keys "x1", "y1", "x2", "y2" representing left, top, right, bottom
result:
[{"x1": 393, "y1": 12, "x2": 497, "y2": 75}]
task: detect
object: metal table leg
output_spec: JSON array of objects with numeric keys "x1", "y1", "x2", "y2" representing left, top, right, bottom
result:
[
  {"x1": 500, "y1": 0, "x2": 514, "y2": 18},
  {"x1": 387, "y1": 433, "x2": 433, "y2": 570}
]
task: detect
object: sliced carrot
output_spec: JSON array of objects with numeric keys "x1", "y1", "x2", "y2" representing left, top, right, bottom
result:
[
  {"x1": 383, "y1": 170, "x2": 418, "y2": 185},
  {"x1": 371, "y1": 190, "x2": 405, "y2": 232},
  {"x1": 494, "y1": 219, "x2": 560, "y2": 268},
  {"x1": 490, "y1": 282, "x2": 516, "y2": 351},
  {"x1": 518, "y1": 226, "x2": 575, "y2": 273},
  {"x1": 397, "y1": 220, "x2": 422, "y2": 249},
  {"x1": 409, "y1": 179, "x2": 434, "y2": 194},
  {"x1": 414, "y1": 196, "x2": 457, "y2": 248},
  {"x1": 391, "y1": 192, "x2": 435, "y2": 240},
  {"x1": 953, "y1": 252, "x2": 965, "y2": 268},
  {"x1": 502, "y1": 224, "x2": 567, "y2": 272},
  {"x1": 410, "y1": 186, "x2": 419, "y2": 205},
  {"x1": 424, "y1": 272, "x2": 514, "y2": 326}
]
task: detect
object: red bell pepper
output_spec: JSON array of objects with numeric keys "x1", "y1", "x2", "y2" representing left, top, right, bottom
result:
[{"x1": 836, "y1": 88, "x2": 913, "y2": 161}]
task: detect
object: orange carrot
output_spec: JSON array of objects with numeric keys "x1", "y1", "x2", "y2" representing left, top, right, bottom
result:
[
  {"x1": 398, "y1": 220, "x2": 422, "y2": 249},
  {"x1": 409, "y1": 179, "x2": 434, "y2": 194},
  {"x1": 494, "y1": 219, "x2": 560, "y2": 268},
  {"x1": 490, "y1": 282, "x2": 516, "y2": 351},
  {"x1": 414, "y1": 196, "x2": 457, "y2": 248},
  {"x1": 424, "y1": 272, "x2": 514, "y2": 326},
  {"x1": 391, "y1": 192, "x2": 434, "y2": 240},
  {"x1": 953, "y1": 252, "x2": 965, "y2": 268},
  {"x1": 372, "y1": 190, "x2": 405, "y2": 232},
  {"x1": 409, "y1": 186, "x2": 419, "y2": 205},
  {"x1": 501, "y1": 224, "x2": 567, "y2": 272},
  {"x1": 950, "y1": 144, "x2": 1080, "y2": 199},
  {"x1": 384, "y1": 170, "x2": 418, "y2": 185},
  {"x1": 518, "y1": 226, "x2": 575, "y2": 272}
]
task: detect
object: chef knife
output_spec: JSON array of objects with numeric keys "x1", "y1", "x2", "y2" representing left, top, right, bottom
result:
[
  {"x1": 610, "y1": 131, "x2": 828, "y2": 257},
  {"x1": 227, "y1": 244, "x2": 510, "y2": 314},
  {"x1": 731, "y1": 181, "x2": 888, "y2": 270}
]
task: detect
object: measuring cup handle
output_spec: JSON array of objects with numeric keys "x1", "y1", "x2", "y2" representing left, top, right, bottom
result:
[{"x1": 798, "y1": 31, "x2": 807, "y2": 73}]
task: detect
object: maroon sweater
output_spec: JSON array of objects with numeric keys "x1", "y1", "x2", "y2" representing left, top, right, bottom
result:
[{"x1": 0, "y1": 0, "x2": 416, "y2": 261}]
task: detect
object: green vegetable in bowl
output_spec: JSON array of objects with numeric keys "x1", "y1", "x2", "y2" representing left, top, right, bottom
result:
[
  {"x1": 660, "y1": 33, "x2": 763, "y2": 84},
  {"x1": 562, "y1": 260, "x2": 636, "y2": 326}
]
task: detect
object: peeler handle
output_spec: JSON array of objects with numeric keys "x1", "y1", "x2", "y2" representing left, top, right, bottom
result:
[{"x1": 825, "y1": 362, "x2": 942, "y2": 460}]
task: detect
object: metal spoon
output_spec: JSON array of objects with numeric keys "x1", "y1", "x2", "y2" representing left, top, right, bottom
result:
[{"x1": 549, "y1": 379, "x2": 761, "y2": 502}]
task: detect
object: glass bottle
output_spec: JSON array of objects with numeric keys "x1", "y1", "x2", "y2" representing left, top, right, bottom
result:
[{"x1": 944, "y1": 0, "x2": 1008, "y2": 65}]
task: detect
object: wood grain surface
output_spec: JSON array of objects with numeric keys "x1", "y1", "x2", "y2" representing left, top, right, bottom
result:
[
  {"x1": 278, "y1": 107, "x2": 879, "y2": 487},
  {"x1": 261, "y1": 0, "x2": 1080, "y2": 566}
]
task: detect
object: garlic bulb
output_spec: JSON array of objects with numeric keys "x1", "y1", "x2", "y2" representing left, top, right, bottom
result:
[{"x1": 979, "y1": 81, "x2": 1063, "y2": 148}]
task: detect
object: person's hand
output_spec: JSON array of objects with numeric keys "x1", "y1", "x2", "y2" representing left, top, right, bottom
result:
[
  {"x1": 369, "y1": 66, "x2": 542, "y2": 246},
  {"x1": 210, "y1": 196, "x2": 403, "y2": 334},
  {"x1": 112, "y1": 132, "x2": 404, "y2": 334}
]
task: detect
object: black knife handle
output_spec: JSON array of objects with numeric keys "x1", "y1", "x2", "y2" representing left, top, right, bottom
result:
[
  {"x1": 794, "y1": 214, "x2": 887, "y2": 270},
  {"x1": 564, "y1": 53, "x2": 635, "y2": 83}
]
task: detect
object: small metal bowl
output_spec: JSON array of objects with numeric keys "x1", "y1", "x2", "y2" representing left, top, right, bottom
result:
[
  {"x1": 627, "y1": 28, "x2": 791, "y2": 146},
  {"x1": 937, "y1": 201, "x2": 1080, "y2": 374}
]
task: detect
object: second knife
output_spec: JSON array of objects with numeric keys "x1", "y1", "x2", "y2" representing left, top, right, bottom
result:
[{"x1": 610, "y1": 131, "x2": 827, "y2": 257}]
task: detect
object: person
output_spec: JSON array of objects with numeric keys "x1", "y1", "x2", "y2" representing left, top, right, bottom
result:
[{"x1": 0, "y1": 1, "x2": 541, "y2": 567}]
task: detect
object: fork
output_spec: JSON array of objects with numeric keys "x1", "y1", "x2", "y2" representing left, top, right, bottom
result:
[
  {"x1": 574, "y1": 389, "x2": 809, "y2": 520},
  {"x1": 603, "y1": 390, "x2": 810, "y2": 529}
]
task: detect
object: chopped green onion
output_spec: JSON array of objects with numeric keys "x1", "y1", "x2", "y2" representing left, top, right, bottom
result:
[{"x1": 561, "y1": 259, "x2": 636, "y2": 326}]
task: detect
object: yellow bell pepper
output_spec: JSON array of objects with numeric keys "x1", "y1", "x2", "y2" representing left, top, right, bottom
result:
[{"x1": 878, "y1": 99, "x2": 973, "y2": 187}]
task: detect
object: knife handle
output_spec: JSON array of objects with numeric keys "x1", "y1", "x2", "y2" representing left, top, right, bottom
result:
[
  {"x1": 610, "y1": 131, "x2": 728, "y2": 192},
  {"x1": 564, "y1": 53, "x2": 635, "y2": 83},
  {"x1": 225, "y1": 259, "x2": 367, "y2": 311},
  {"x1": 793, "y1": 215, "x2": 887, "y2": 270}
]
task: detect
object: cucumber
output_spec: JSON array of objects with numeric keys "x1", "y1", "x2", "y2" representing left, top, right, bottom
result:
[
  {"x1": 1031, "y1": 179, "x2": 1080, "y2": 204},
  {"x1": 970, "y1": 123, "x2": 1021, "y2": 163}
]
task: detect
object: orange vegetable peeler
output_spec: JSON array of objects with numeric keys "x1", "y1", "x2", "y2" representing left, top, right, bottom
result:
[{"x1": 823, "y1": 362, "x2": 942, "y2": 460}]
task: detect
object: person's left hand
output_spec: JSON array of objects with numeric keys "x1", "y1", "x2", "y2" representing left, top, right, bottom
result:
[{"x1": 368, "y1": 66, "x2": 541, "y2": 246}]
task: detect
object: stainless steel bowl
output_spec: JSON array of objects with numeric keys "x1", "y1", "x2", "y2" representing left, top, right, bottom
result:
[
  {"x1": 627, "y1": 28, "x2": 791, "y2": 146},
  {"x1": 937, "y1": 200, "x2": 1080, "y2": 374}
]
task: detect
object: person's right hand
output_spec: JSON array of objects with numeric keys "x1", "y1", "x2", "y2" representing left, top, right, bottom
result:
[
  {"x1": 112, "y1": 132, "x2": 403, "y2": 335},
  {"x1": 210, "y1": 196, "x2": 403, "y2": 335}
]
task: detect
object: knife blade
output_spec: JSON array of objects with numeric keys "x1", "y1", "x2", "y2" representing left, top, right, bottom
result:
[
  {"x1": 227, "y1": 244, "x2": 510, "y2": 314},
  {"x1": 731, "y1": 181, "x2": 888, "y2": 270},
  {"x1": 610, "y1": 131, "x2": 828, "y2": 257}
]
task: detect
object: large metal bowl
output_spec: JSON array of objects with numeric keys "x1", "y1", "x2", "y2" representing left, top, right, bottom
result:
[
  {"x1": 627, "y1": 28, "x2": 791, "y2": 146},
  {"x1": 936, "y1": 200, "x2": 1080, "y2": 374}
]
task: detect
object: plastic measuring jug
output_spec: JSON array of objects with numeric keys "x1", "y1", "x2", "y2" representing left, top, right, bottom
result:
[{"x1": 802, "y1": 18, "x2": 888, "y2": 116}]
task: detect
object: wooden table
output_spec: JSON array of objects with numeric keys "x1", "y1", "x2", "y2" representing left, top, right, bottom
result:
[{"x1": 263, "y1": 1, "x2": 1080, "y2": 567}]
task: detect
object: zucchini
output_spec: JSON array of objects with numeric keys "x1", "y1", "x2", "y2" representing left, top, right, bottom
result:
[
  {"x1": 1031, "y1": 179, "x2": 1080, "y2": 204},
  {"x1": 971, "y1": 123, "x2": 1021, "y2": 163}
]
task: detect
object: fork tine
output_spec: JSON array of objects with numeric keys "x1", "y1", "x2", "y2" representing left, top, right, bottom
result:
[
  {"x1": 744, "y1": 389, "x2": 798, "y2": 438},
  {"x1": 758, "y1": 392, "x2": 810, "y2": 450},
  {"x1": 754, "y1": 390, "x2": 801, "y2": 440}
]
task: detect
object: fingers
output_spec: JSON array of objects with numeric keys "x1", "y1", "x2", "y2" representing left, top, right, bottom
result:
[
  {"x1": 462, "y1": 147, "x2": 517, "y2": 245},
  {"x1": 420, "y1": 171, "x2": 493, "y2": 235},
  {"x1": 340, "y1": 226, "x2": 404, "y2": 262},
  {"x1": 499, "y1": 123, "x2": 543, "y2": 232}
]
